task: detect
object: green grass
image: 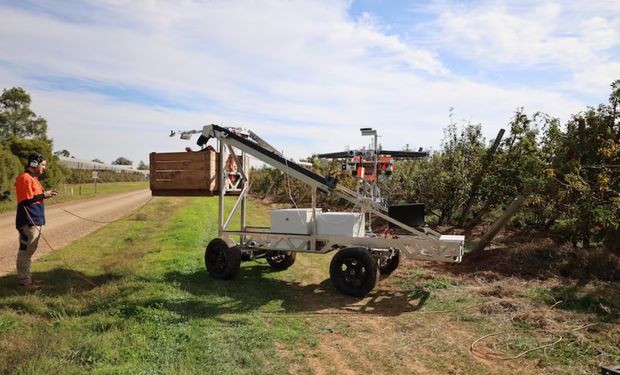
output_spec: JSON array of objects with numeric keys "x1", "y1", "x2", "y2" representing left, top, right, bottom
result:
[
  {"x1": 0, "y1": 197, "x2": 312, "y2": 374},
  {"x1": 0, "y1": 196, "x2": 617, "y2": 374},
  {"x1": 520, "y1": 284, "x2": 618, "y2": 320},
  {"x1": 0, "y1": 181, "x2": 148, "y2": 213},
  {"x1": 519, "y1": 285, "x2": 555, "y2": 304}
]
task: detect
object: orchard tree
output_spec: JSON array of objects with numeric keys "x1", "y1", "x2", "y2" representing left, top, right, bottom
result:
[
  {"x1": 542, "y1": 81, "x2": 620, "y2": 250},
  {"x1": 0, "y1": 87, "x2": 47, "y2": 140},
  {"x1": 379, "y1": 121, "x2": 485, "y2": 225}
]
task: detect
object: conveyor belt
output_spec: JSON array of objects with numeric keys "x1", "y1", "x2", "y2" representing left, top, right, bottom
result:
[{"x1": 205, "y1": 125, "x2": 337, "y2": 192}]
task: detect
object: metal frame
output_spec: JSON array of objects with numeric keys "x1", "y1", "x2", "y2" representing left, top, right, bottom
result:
[{"x1": 194, "y1": 124, "x2": 464, "y2": 263}]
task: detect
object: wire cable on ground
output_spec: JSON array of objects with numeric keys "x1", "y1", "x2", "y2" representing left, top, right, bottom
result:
[
  {"x1": 23, "y1": 207, "x2": 101, "y2": 289},
  {"x1": 36, "y1": 227, "x2": 100, "y2": 289},
  {"x1": 256, "y1": 298, "x2": 603, "y2": 362},
  {"x1": 469, "y1": 322, "x2": 599, "y2": 361},
  {"x1": 54, "y1": 196, "x2": 154, "y2": 224}
]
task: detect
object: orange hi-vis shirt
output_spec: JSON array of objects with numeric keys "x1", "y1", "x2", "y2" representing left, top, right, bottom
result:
[
  {"x1": 15, "y1": 171, "x2": 44, "y2": 202},
  {"x1": 15, "y1": 171, "x2": 46, "y2": 228}
]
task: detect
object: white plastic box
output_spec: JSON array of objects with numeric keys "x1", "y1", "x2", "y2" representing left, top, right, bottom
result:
[
  {"x1": 270, "y1": 209, "x2": 365, "y2": 250},
  {"x1": 316, "y1": 212, "x2": 365, "y2": 238},
  {"x1": 270, "y1": 209, "x2": 320, "y2": 250}
]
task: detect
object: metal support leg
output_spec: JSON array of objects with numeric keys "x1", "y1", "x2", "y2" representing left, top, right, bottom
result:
[
  {"x1": 218, "y1": 139, "x2": 225, "y2": 236},
  {"x1": 240, "y1": 150, "x2": 247, "y2": 245},
  {"x1": 311, "y1": 187, "x2": 317, "y2": 251}
]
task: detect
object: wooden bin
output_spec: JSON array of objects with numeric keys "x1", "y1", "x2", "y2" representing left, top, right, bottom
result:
[{"x1": 150, "y1": 151, "x2": 219, "y2": 196}]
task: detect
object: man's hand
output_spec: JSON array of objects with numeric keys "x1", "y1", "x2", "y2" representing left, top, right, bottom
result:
[{"x1": 44, "y1": 190, "x2": 58, "y2": 198}]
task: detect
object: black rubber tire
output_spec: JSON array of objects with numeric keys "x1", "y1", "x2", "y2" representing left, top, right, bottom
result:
[
  {"x1": 266, "y1": 251, "x2": 296, "y2": 271},
  {"x1": 379, "y1": 249, "x2": 401, "y2": 276},
  {"x1": 205, "y1": 238, "x2": 241, "y2": 280},
  {"x1": 329, "y1": 247, "x2": 378, "y2": 297}
]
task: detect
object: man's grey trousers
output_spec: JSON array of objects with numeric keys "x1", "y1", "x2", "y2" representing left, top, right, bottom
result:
[{"x1": 16, "y1": 224, "x2": 41, "y2": 286}]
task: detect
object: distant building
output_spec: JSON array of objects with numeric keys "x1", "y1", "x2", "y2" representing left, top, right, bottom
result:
[{"x1": 57, "y1": 156, "x2": 149, "y2": 176}]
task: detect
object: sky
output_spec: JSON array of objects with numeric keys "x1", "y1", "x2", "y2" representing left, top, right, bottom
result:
[{"x1": 0, "y1": 0, "x2": 619, "y2": 166}]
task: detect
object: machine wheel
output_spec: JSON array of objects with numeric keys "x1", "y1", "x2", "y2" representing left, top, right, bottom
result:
[
  {"x1": 329, "y1": 247, "x2": 378, "y2": 297},
  {"x1": 266, "y1": 251, "x2": 296, "y2": 271},
  {"x1": 205, "y1": 238, "x2": 241, "y2": 280},
  {"x1": 379, "y1": 249, "x2": 400, "y2": 276}
]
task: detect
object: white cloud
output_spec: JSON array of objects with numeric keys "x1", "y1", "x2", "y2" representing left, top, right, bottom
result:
[
  {"x1": 0, "y1": 0, "x2": 612, "y2": 166},
  {"x1": 428, "y1": 1, "x2": 619, "y2": 69},
  {"x1": 569, "y1": 62, "x2": 620, "y2": 95},
  {"x1": 27, "y1": 71, "x2": 584, "y2": 165}
]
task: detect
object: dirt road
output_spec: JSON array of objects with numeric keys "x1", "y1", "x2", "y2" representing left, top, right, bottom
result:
[{"x1": 0, "y1": 189, "x2": 152, "y2": 276}]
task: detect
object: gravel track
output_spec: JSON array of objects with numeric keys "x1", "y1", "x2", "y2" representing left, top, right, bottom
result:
[{"x1": 0, "y1": 189, "x2": 152, "y2": 276}]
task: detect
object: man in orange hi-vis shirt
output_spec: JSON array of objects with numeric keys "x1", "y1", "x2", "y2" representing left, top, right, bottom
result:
[{"x1": 14, "y1": 152, "x2": 57, "y2": 289}]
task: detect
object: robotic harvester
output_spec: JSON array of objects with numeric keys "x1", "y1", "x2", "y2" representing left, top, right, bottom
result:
[{"x1": 152, "y1": 124, "x2": 464, "y2": 297}]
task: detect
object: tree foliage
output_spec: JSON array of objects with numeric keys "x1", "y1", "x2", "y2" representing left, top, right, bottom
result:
[
  {"x1": 0, "y1": 87, "x2": 66, "y2": 202},
  {"x1": 249, "y1": 157, "x2": 356, "y2": 209},
  {"x1": 64, "y1": 169, "x2": 145, "y2": 183},
  {"x1": 112, "y1": 157, "x2": 132, "y2": 166},
  {"x1": 472, "y1": 110, "x2": 548, "y2": 228},
  {"x1": 539, "y1": 86, "x2": 620, "y2": 249},
  {"x1": 0, "y1": 87, "x2": 47, "y2": 140},
  {"x1": 379, "y1": 122, "x2": 485, "y2": 225},
  {"x1": 0, "y1": 144, "x2": 21, "y2": 201},
  {"x1": 6, "y1": 137, "x2": 67, "y2": 188}
]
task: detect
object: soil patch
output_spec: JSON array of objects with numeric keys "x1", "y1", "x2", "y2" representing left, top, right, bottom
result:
[{"x1": 434, "y1": 234, "x2": 620, "y2": 282}]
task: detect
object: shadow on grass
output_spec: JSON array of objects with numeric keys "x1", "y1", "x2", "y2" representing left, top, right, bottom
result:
[
  {"x1": 0, "y1": 268, "x2": 120, "y2": 298},
  {"x1": 0, "y1": 263, "x2": 430, "y2": 320},
  {"x1": 163, "y1": 263, "x2": 430, "y2": 317}
]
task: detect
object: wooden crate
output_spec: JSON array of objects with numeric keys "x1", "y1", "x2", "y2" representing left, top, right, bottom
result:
[{"x1": 150, "y1": 151, "x2": 219, "y2": 196}]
